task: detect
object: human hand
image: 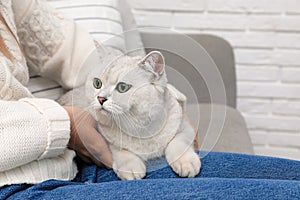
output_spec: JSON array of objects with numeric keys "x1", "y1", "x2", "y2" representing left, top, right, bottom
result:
[
  {"x1": 64, "y1": 106, "x2": 112, "y2": 168},
  {"x1": 184, "y1": 113, "x2": 199, "y2": 150}
]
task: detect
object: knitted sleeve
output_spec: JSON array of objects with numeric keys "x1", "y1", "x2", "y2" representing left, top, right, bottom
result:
[
  {"x1": 0, "y1": 98, "x2": 70, "y2": 172},
  {"x1": 0, "y1": 60, "x2": 33, "y2": 100},
  {"x1": 11, "y1": 0, "x2": 98, "y2": 89}
]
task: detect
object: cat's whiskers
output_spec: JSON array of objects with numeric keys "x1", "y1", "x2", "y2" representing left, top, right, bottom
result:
[
  {"x1": 107, "y1": 114, "x2": 115, "y2": 132},
  {"x1": 119, "y1": 113, "x2": 144, "y2": 147},
  {"x1": 116, "y1": 113, "x2": 143, "y2": 149},
  {"x1": 104, "y1": 102, "x2": 123, "y2": 115},
  {"x1": 111, "y1": 111, "x2": 119, "y2": 127},
  {"x1": 125, "y1": 111, "x2": 142, "y2": 126},
  {"x1": 119, "y1": 113, "x2": 140, "y2": 134},
  {"x1": 111, "y1": 111, "x2": 125, "y2": 148},
  {"x1": 119, "y1": 113, "x2": 149, "y2": 146},
  {"x1": 126, "y1": 111, "x2": 154, "y2": 134},
  {"x1": 108, "y1": 109, "x2": 142, "y2": 140},
  {"x1": 123, "y1": 111, "x2": 143, "y2": 127}
]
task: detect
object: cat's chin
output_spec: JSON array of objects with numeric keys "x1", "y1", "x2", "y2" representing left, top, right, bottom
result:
[
  {"x1": 99, "y1": 108, "x2": 109, "y2": 115},
  {"x1": 95, "y1": 109, "x2": 112, "y2": 126}
]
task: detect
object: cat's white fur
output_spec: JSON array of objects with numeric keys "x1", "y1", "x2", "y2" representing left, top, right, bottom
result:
[{"x1": 60, "y1": 51, "x2": 201, "y2": 180}]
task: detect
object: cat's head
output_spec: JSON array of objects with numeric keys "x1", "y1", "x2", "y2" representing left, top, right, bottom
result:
[{"x1": 86, "y1": 51, "x2": 168, "y2": 130}]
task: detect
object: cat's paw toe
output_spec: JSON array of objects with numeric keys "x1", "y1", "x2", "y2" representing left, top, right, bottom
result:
[
  {"x1": 113, "y1": 161, "x2": 146, "y2": 180},
  {"x1": 170, "y1": 151, "x2": 201, "y2": 178},
  {"x1": 117, "y1": 170, "x2": 145, "y2": 180}
]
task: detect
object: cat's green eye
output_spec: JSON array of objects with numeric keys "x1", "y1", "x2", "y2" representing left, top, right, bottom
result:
[
  {"x1": 93, "y1": 78, "x2": 102, "y2": 89},
  {"x1": 116, "y1": 82, "x2": 132, "y2": 93}
]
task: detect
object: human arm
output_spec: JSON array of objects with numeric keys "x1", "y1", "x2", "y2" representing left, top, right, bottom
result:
[
  {"x1": 0, "y1": 98, "x2": 70, "y2": 172},
  {"x1": 184, "y1": 113, "x2": 199, "y2": 150},
  {"x1": 12, "y1": 0, "x2": 99, "y2": 89},
  {"x1": 64, "y1": 106, "x2": 112, "y2": 168},
  {"x1": 0, "y1": 98, "x2": 112, "y2": 172},
  {"x1": 9, "y1": 0, "x2": 112, "y2": 167}
]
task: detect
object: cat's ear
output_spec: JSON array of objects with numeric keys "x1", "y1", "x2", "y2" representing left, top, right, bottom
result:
[{"x1": 138, "y1": 51, "x2": 165, "y2": 79}]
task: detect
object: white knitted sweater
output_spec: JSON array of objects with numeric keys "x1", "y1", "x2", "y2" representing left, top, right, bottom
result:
[{"x1": 0, "y1": 0, "x2": 97, "y2": 186}]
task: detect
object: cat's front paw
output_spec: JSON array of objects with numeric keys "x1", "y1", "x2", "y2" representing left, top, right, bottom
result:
[
  {"x1": 169, "y1": 151, "x2": 201, "y2": 178},
  {"x1": 113, "y1": 157, "x2": 146, "y2": 180}
]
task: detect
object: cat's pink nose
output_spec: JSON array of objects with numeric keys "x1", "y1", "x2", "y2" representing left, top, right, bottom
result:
[{"x1": 97, "y1": 96, "x2": 107, "y2": 105}]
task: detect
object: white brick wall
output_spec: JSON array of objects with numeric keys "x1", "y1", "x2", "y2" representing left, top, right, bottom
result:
[{"x1": 127, "y1": 0, "x2": 300, "y2": 160}]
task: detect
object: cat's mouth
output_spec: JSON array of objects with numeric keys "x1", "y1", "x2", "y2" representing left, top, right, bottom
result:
[
  {"x1": 99, "y1": 106, "x2": 109, "y2": 113},
  {"x1": 91, "y1": 103, "x2": 109, "y2": 115}
]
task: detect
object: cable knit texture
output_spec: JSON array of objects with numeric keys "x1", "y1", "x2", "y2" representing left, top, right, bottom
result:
[
  {"x1": 0, "y1": 0, "x2": 97, "y2": 186},
  {"x1": 16, "y1": 0, "x2": 64, "y2": 71}
]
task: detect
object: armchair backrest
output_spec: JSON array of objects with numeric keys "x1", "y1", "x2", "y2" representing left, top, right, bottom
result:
[{"x1": 141, "y1": 33, "x2": 237, "y2": 108}]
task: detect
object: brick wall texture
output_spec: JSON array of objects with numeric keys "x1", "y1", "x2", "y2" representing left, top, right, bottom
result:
[{"x1": 127, "y1": 0, "x2": 300, "y2": 160}]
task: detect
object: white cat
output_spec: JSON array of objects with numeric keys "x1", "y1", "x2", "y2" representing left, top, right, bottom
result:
[{"x1": 60, "y1": 51, "x2": 201, "y2": 180}]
